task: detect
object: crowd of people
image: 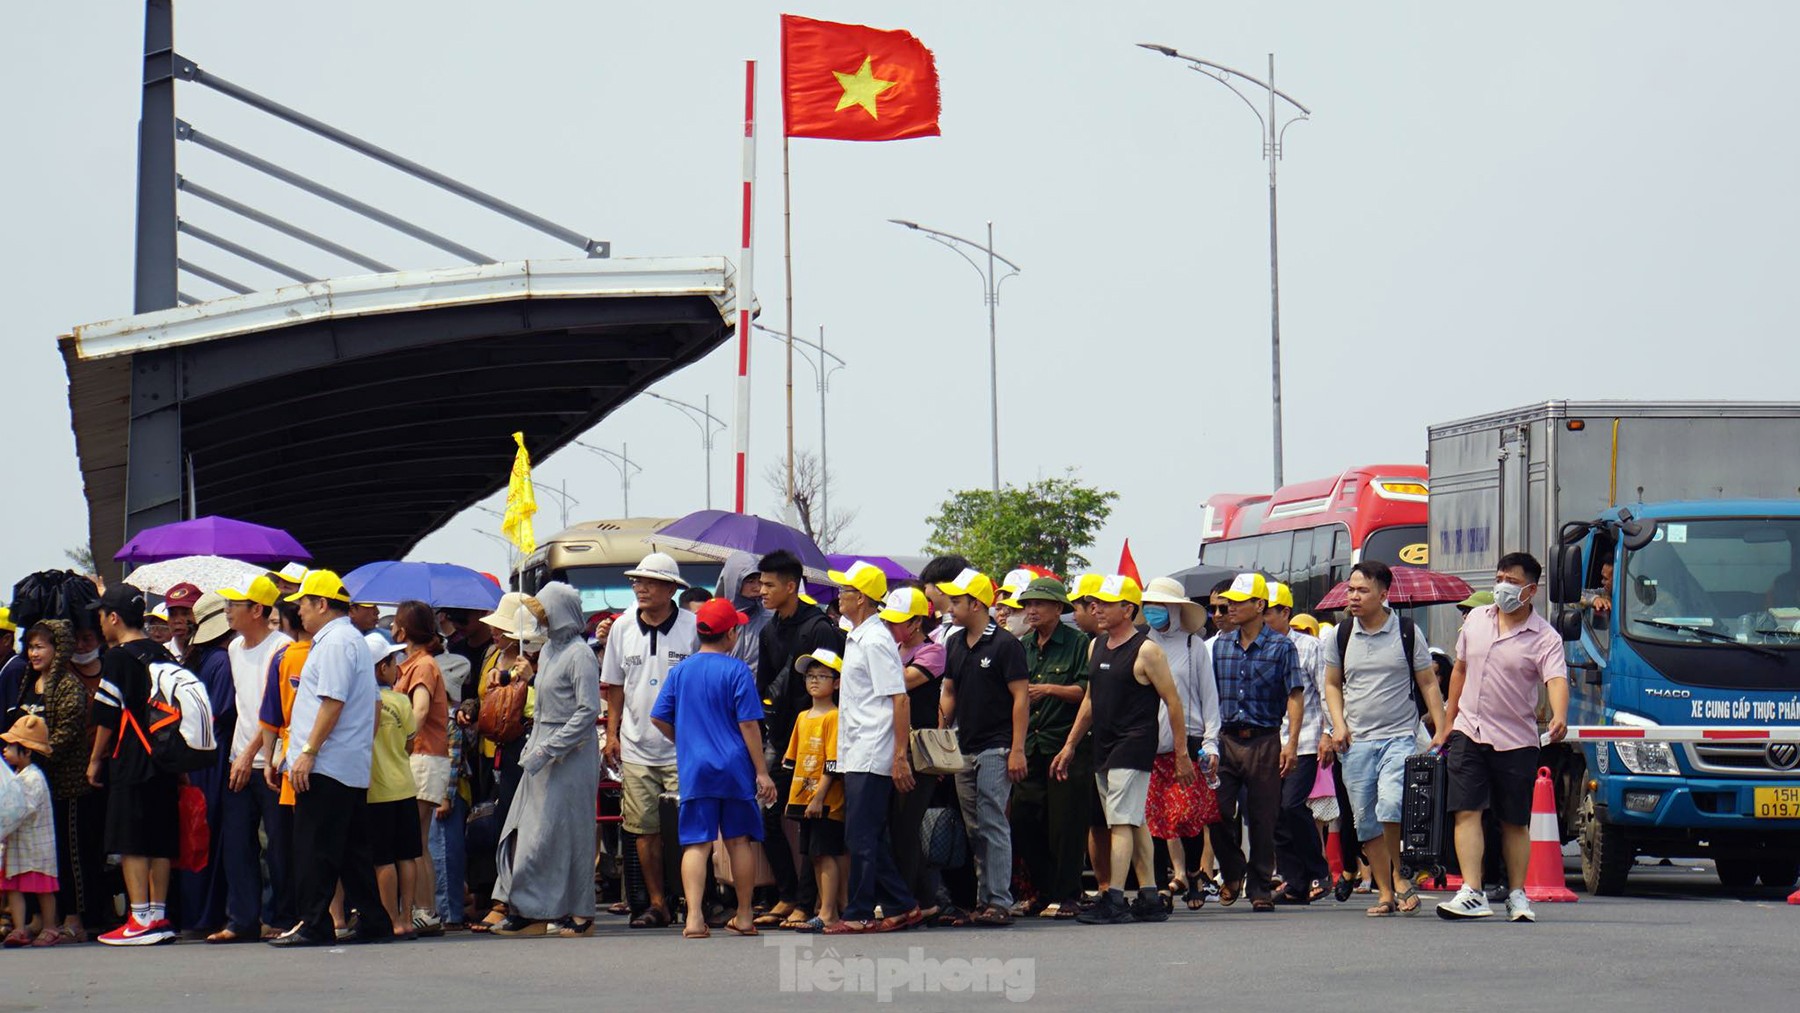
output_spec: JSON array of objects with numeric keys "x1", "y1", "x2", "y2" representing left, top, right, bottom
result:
[{"x1": 0, "y1": 544, "x2": 1568, "y2": 947}]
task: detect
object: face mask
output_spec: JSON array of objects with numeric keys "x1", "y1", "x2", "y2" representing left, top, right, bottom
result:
[
  {"x1": 1005, "y1": 613, "x2": 1030, "y2": 637},
  {"x1": 1494, "y1": 581, "x2": 1528, "y2": 613},
  {"x1": 72, "y1": 649, "x2": 101, "y2": 665},
  {"x1": 1143, "y1": 605, "x2": 1171, "y2": 631}
]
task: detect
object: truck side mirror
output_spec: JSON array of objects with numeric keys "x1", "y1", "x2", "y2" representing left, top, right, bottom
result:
[
  {"x1": 1550, "y1": 544, "x2": 1584, "y2": 605},
  {"x1": 1553, "y1": 605, "x2": 1584, "y2": 642},
  {"x1": 1618, "y1": 509, "x2": 1657, "y2": 551}
]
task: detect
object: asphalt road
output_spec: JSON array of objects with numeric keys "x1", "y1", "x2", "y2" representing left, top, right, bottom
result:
[{"x1": 5, "y1": 862, "x2": 1795, "y2": 1012}]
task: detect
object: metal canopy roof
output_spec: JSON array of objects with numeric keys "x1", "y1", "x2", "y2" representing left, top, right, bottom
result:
[{"x1": 62, "y1": 257, "x2": 741, "y2": 578}]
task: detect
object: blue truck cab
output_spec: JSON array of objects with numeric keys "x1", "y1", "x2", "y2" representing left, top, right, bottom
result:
[{"x1": 1550, "y1": 500, "x2": 1800, "y2": 894}]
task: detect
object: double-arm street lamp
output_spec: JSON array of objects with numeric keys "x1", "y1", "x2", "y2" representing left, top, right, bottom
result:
[
  {"x1": 754, "y1": 323, "x2": 847, "y2": 527},
  {"x1": 573, "y1": 440, "x2": 641, "y2": 517},
  {"x1": 646, "y1": 392, "x2": 727, "y2": 510},
  {"x1": 889, "y1": 219, "x2": 1020, "y2": 493},
  {"x1": 1139, "y1": 43, "x2": 1310, "y2": 490}
]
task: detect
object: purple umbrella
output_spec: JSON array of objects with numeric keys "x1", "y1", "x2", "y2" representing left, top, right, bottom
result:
[
  {"x1": 115, "y1": 515, "x2": 310, "y2": 565},
  {"x1": 825, "y1": 554, "x2": 917, "y2": 582},
  {"x1": 650, "y1": 510, "x2": 830, "y2": 582}
]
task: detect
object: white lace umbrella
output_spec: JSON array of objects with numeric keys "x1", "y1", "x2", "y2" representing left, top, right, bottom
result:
[{"x1": 123, "y1": 555, "x2": 267, "y2": 597}]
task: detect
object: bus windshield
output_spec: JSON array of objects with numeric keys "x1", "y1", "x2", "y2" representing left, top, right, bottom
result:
[
  {"x1": 563, "y1": 563, "x2": 725, "y2": 616},
  {"x1": 1622, "y1": 518, "x2": 1800, "y2": 649}
]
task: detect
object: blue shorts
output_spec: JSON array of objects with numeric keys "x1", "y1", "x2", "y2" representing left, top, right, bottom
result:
[
  {"x1": 677, "y1": 797, "x2": 766, "y2": 847},
  {"x1": 1342, "y1": 736, "x2": 1415, "y2": 842}
]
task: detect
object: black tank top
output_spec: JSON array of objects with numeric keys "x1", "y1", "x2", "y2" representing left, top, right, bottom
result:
[{"x1": 1090, "y1": 629, "x2": 1158, "y2": 772}]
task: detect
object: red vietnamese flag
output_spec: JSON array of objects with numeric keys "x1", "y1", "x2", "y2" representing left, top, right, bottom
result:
[
  {"x1": 781, "y1": 14, "x2": 940, "y2": 141},
  {"x1": 1118, "y1": 540, "x2": 1142, "y2": 586}
]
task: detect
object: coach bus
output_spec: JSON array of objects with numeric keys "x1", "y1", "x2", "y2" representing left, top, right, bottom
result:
[
  {"x1": 511, "y1": 517, "x2": 722, "y2": 616},
  {"x1": 1198, "y1": 464, "x2": 1430, "y2": 612}
]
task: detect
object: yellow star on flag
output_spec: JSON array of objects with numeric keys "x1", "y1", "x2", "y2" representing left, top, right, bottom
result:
[{"x1": 833, "y1": 56, "x2": 898, "y2": 119}]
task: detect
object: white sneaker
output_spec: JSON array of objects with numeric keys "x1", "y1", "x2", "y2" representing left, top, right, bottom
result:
[
  {"x1": 1505, "y1": 889, "x2": 1536, "y2": 923},
  {"x1": 1435, "y1": 885, "x2": 1494, "y2": 920}
]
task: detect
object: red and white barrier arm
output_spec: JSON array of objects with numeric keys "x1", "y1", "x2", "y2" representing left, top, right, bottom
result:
[{"x1": 1564, "y1": 726, "x2": 1800, "y2": 744}]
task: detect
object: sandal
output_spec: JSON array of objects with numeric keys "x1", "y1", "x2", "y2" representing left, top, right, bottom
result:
[
  {"x1": 931, "y1": 906, "x2": 972, "y2": 927},
  {"x1": 1184, "y1": 880, "x2": 1206, "y2": 910},
  {"x1": 682, "y1": 925, "x2": 711, "y2": 939},
  {"x1": 556, "y1": 918, "x2": 594, "y2": 938},
  {"x1": 1218, "y1": 881, "x2": 1241, "y2": 907},
  {"x1": 725, "y1": 920, "x2": 759, "y2": 937},
  {"x1": 3, "y1": 928, "x2": 33, "y2": 948},
  {"x1": 971, "y1": 906, "x2": 1014, "y2": 927},
  {"x1": 1308, "y1": 882, "x2": 1328, "y2": 903},
  {"x1": 1395, "y1": 886, "x2": 1422, "y2": 915},
  {"x1": 31, "y1": 928, "x2": 69, "y2": 947},
  {"x1": 1052, "y1": 900, "x2": 1080, "y2": 920},
  {"x1": 821, "y1": 919, "x2": 875, "y2": 935},
  {"x1": 754, "y1": 902, "x2": 796, "y2": 928},
  {"x1": 1334, "y1": 874, "x2": 1357, "y2": 903},
  {"x1": 1251, "y1": 898, "x2": 1276, "y2": 913},
  {"x1": 491, "y1": 915, "x2": 551, "y2": 936},
  {"x1": 470, "y1": 905, "x2": 508, "y2": 934},
  {"x1": 606, "y1": 900, "x2": 630, "y2": 917},
  {"x1": 629, "y1": 906, "x2": 671, "y2": 929},
  {"x1": 777, "y1": 909, "x2": 814, "y2": 930},
  {"x1": 1366, "y1": 900, "x2": 1399, "y2": 917},
  {"x1": 794, "y1": 916, "x2": 827, "y2": 933},
  {"x1": 205, "y1": 927, "x2": 258, "y2": 944}
]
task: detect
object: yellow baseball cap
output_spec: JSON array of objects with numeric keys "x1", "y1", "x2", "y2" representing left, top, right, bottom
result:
[
  {"x1": 878, "y1": 587, "x2": 931, "y2": 624},
  {"x1": 1268, "y1": 581, "x2": 1294, "y2": 610},
  {"x1": 936, "y1": 568, "x2": 996, "y2": 608},
  {"x1": 219, "y1": 575, "x2": 281, "y2": 608},
  {"x1": 0, "y1": 608, "x2": 13, "y2": 633},
  {"x1": 284, "y1": 569, "x2": 350, "y2": 603},
  {"x1": 1220, "y1": 572, "x2": 1270, "y2": 603},
  {"x1": 1066, "y1": 573, "x2": 1103, "y2": 603},
  {"x1": 794, "y1": 648, "x2": 845, "y2": 676},
  {"x1": 1090, "y1": 575, "x2": 1143, "y2": 606},
  {"x1": 827, "y1": 560, "x2": 888, "y2": 602},
  {"x1": 1289, "y1": 613, "x2": 1320, "y2": 635}
]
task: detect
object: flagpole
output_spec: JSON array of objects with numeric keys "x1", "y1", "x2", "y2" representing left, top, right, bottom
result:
[
  {"x1": 782, "y1": 135, "x2": 796, "y2": 510},
  {"x1": 734, "y1": 59, "x2": 756, "y2": 514}
]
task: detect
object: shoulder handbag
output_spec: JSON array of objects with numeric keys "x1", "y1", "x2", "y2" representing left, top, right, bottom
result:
[
  {"x1": 910, "y1": 727, "x2": 966, "y2": 776},
  {"x1": 478, "y1": 673, "x2": 530, "y2": 745}
]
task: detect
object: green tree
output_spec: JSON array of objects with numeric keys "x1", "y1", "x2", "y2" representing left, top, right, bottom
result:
[{"x1": 923, "y1": 473, "x2": 1118, "y2": 577}]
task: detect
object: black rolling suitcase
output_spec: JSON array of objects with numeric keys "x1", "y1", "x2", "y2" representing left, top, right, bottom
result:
[{"x1": 1399, "y1": 751, "x2": 1448, "y2": 877}]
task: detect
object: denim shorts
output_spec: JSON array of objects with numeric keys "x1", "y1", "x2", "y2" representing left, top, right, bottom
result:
[{"x1": 1342, "y1": 735, "x2": 1415, "y2": 842}]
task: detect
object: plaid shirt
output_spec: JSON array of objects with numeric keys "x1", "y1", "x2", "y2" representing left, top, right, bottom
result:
[
  {"x1": 0, "y1": 762, "x2": 57, "y2": 878},
  {"x1": 1211, "y1": 623, "x2": 1305, "y2": 729}
]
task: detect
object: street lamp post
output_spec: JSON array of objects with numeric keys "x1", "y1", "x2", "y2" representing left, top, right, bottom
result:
[
  {"x1": 1139, "y1": 43, "x2": 1310, "y2": 490},
  {"x1": 647, "y1": 392, "x2": 727, "y2": 509},
  {"x1": 754, "y1": 323, "x2": 847, "y2": 528},
  {"x1": 530, "y1": 480, "x2": 578, "y2": 531},
  {"x1": 888, "y1": 219, "x2": 1020, "y2": 493},
  {"x1": 470, "y1": 526, "x2": 521, "y2": 572},
  {"x1": 573, "y1": 440, "x2": 642, "y2": 516}
]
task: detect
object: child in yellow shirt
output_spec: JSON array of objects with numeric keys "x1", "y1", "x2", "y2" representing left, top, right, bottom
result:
[
  {"x1": 784, "y1": 650, "x2": 846, "y2": 930},
  {"x1": 365, "y1": 634, "x2": 420, "y2": 938}
]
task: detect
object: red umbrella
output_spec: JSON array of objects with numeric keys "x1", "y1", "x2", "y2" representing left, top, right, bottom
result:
[{"x1": 1316, "y1": 566, "x2": 1473, "y2": 611}]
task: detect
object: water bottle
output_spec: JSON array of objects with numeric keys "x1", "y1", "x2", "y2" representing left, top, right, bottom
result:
[{"x1": 1203, "y1": 752, "x2": 1221, "y2": 791}]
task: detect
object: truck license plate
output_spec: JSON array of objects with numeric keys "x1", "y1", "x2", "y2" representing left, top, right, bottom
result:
[{"x1": 1753, "y1": 787, "x2": 1800, "y2": 819}]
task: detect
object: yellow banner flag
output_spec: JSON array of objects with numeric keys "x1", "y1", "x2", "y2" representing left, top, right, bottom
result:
[{"x1": 502, "y1": 431, "x2": 537, "y2": 554}]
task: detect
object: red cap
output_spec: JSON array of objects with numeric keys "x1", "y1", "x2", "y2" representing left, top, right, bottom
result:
[
  {"x1": 694, "y1": 597, "x2": 748, "y2": 636},
  {"x1": 164, "y1": 583, "x2": 203, "y2": 609}
]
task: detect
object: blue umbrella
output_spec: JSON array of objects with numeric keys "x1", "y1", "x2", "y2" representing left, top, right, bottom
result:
[
  {"x1": 342, "y1": 561, "x2": 503, "y2": 611},
  {"x1": 650, "y1": 510, "x2": 831, "y2": 582}
]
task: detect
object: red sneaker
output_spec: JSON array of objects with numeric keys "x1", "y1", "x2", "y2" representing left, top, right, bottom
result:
[{"x1": 98, "y1": 916, "x2": 177, "y2": 947}]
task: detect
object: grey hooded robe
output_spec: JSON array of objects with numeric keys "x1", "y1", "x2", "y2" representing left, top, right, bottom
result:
[{"x1": 493, "y1": 582, "x2": 600, "y2": 920}]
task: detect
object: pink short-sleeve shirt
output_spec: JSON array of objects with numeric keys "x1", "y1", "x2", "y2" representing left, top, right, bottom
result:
[{"x1": 1453, "y1": 605, "x2": 1568, "y2": 751}]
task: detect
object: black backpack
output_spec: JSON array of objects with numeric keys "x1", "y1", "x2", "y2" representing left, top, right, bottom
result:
[{"x1": 1335, "y1": 615, "x2": 1426, "y2": 717}]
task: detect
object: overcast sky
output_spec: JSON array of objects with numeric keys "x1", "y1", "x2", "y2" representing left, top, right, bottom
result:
[{"x1": 8, "y1": 1, "x2": 1800, "y2": 589}]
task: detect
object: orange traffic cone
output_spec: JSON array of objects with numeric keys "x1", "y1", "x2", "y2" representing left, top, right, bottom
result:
[{"x1": 1524, "y1": 766, "x2": 1578, "y2": 903}]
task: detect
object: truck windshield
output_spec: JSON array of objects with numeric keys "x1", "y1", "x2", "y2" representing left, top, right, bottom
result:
[{"x1": 1622, "y1": 518, "x2": 1800, "y2": 649}]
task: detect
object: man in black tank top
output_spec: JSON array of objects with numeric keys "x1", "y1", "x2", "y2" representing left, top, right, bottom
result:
[{"x1": 1051, "y1": 576, "x2": 1194, "y2": 925}]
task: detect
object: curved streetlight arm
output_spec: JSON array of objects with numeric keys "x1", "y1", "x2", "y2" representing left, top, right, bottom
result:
[
  {"x1": 647, "y1": 392, "x2": 726, "y2": 439},
  {"x1": 752, "y1": 323, "x2": 846, "y2": 368},
  {"x1": 1139, "y1": 43, "x2": 1312, "y2": 115},
  {"x1": 572, "y1": 439, "x2": 642, "y2": 478},
  {"x1": 887, "y1": 219, "x2": 1024, "y2": 274},
  {"x1": 922, "y1": 231, "x2": 990, "y2": 291}
]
